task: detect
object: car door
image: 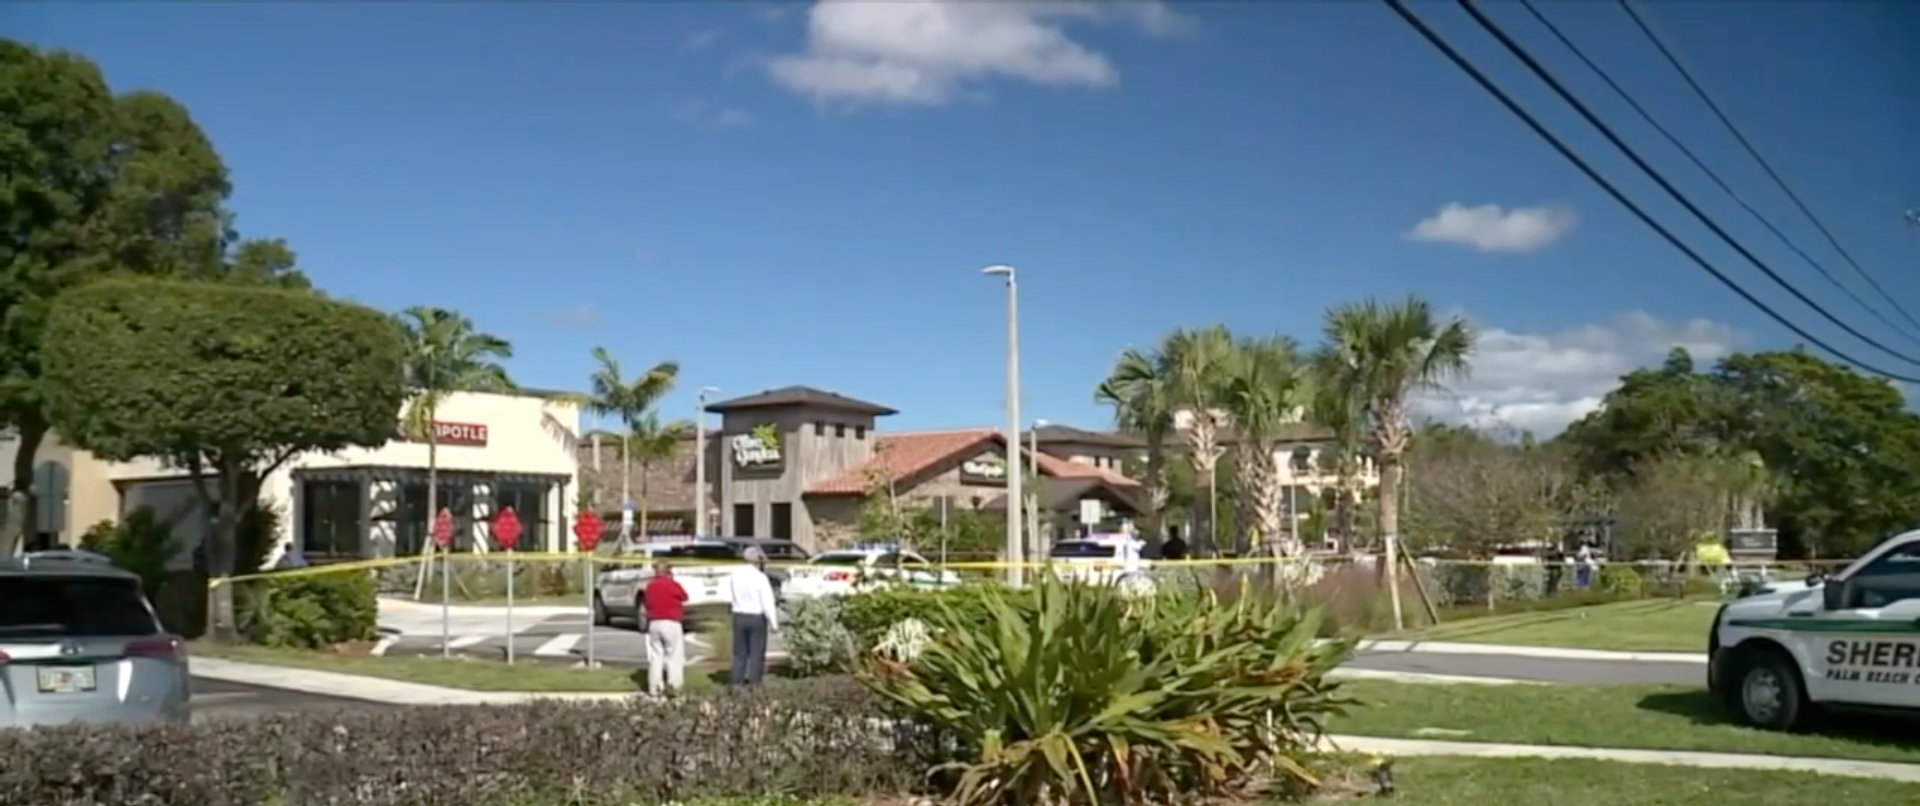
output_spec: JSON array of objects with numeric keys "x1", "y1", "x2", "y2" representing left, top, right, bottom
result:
[
  {"x1": 1804, "y1": 540, "x2": 1920, "y2": 706},
  {"x1": 596, "y1": 553, "x2": 654, "y2": 614}
]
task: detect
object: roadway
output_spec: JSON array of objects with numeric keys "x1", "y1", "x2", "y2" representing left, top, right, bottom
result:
[{"x1": 190, "y1": 677, "x2": 377, "y2": 722}]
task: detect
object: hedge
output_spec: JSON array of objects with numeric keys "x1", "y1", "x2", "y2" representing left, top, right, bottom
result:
[{"x1": 0, "y1": 678, "x2": 923, "y2": 806}]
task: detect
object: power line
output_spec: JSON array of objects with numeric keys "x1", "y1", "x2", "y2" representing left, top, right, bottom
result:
[
  {"x1": 1449, "y1": 0, "x2": 1920, "y2": 374},
  {"x1": 1616, "y1": 0, "x2": 1920, "y2": 340},
  {"x1": 1378, "y1": 0, "x2": 1920, "y2": 384},
  {"x1": 1515, "y1": 0, "x2": 1920, "y2": 348}
]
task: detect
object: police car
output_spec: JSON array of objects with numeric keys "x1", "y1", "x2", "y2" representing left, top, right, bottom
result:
[
  {"x1": 781, "y1": 543, "x2": 960, "y2": 599},
  {"x1": 1709, "y1": 529, "x2": 1920, "y2": 731}
]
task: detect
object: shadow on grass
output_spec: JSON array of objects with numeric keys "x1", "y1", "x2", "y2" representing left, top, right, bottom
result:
[{"x1": 1635, "y1": 689, "x2": 1920, "y2": 752}]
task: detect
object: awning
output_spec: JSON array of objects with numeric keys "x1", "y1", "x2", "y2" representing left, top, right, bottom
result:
[{"x1": 291, "y1": 465, "x2": 571, "y2": 486}]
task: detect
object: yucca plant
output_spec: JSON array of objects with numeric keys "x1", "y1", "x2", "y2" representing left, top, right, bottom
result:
[{"x1": 856, "y1": 576, "x2": 1354, "y2": 806}]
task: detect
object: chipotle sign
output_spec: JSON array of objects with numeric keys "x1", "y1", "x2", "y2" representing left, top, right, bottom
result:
[{"x1": 402, "y1": 421, "x2": 490, "y2": 447}]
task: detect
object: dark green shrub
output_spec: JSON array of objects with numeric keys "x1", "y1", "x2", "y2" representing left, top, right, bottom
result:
[
  {"x1": 78, "y1": 508, "x2": 180, "y2": 601},
  {"x1": 237, "y1": 570, "x2": 378, "y2": 649},
  {"x1": 0, "y1": 677, "x2": 919, "y2": 806}
]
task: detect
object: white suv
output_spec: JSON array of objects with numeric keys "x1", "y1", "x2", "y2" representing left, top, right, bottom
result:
[{"x1": 1710, "y1": 529, "x2": 1920, "y2": 730}]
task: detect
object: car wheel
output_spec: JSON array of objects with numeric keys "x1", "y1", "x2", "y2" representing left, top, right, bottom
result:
[
  {"x1": 591, "y1": 593, "x2": 610, "y2": 627},
  {"x1": 1725, "y1": 645, "x2": 1809, "y2": 731}
]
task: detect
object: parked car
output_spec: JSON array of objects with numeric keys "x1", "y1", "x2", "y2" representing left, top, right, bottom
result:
[
  {"x1": 1710, "y1": 529, "x2": 1920, "y2": 731},
  {"x1": 783, "y1": 543, "x2": 961, "y2": 599},
  {"x1": 591, "y1": 538, "x2": 808, "y2": 629},
  {"x1": 1, "y1": 549, "x2": 190, "y2": 728}
]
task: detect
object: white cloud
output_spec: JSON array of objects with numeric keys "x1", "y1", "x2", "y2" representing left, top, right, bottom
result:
[
  {"x1": 1408, "y1": 202, "x2": 1577, "y2": 254},
  {"x1": 673, "y1": 102, "x2": 755, "y2": 128},
  {"x1": 1414, "y1": 312, "x2": 1746, "y2": 435},
  {"x1": 766, "y1": 0, "x2": 1188, "y2": 107}
]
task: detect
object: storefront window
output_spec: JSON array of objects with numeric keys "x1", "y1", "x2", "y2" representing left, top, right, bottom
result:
[
  {"x1": 493, "y1": 482, "x2": 549, "y2": 551},
  {"x1": 388, "y1": 482, "x2": 472, "y2": 555},
  {"x1": 301, "y1": 481, "x2": 364, "y2": 557}
]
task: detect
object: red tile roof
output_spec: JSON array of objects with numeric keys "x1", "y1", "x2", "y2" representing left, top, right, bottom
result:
[{"x1": 805, "y1": 427, "x2": 1138, "y2": 495}]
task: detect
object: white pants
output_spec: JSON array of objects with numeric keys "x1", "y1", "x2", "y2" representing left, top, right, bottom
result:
[{"x1": 646, "y1": 619, "x2": 686, "y2": 694}]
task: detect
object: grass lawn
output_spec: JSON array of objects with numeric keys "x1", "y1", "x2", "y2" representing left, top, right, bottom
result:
[
  {"x1": 1333, "y1": 681, "x2": 1920, "y2": 764},
  {"x1": 1356, "y1": 757, "x2": 1920, "y2": 804},
  {"x1": 191, "y1": 642, "x2": 722, "y2": 693},
  {"x1": 1404, "y1": 598, "x2": 1716, "y2": 652}
]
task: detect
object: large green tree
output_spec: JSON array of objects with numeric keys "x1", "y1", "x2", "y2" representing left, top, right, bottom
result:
[
  {"x1": 1220, "y1": 335, "x2": 1313, "y2": 555},
  {"x1": 40, "y1": 278, "x2": 408, "y2": 638},
  {"x1": 1562, "y1": 348, "x2": 1920, "y2": 558},
  {"x1": 1, "y1": 41, "x2": 306, "y2": 551},
  {"x1": 1094, "y1": 346, "x2": 1177, "y2": 541}
]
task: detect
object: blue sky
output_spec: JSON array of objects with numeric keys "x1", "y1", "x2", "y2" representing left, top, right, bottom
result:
[{"x1": 12, "y1": 1, "x2": 1918, "y2": 434}]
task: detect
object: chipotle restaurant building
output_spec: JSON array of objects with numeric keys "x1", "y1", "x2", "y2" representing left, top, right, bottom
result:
[{"x1": 100, "y1": 390, "x2": 584, "y2": 566}]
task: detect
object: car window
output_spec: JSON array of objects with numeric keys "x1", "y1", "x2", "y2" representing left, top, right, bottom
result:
[
  {"x1": 756, "y1": 542, "x2": 810, "y2": 560},
  {"x1": 0, "y1": 575, "x2": 160, "y2": 637},
  {"x1": 1849, "y1": 541, "x2": 1920, "y2": 608},
  {"x1": 665, "y1": 544, "x2": 739, "y2": 561},
  {"x1": 811, "y1": 553, "x2": 867, "y2": 566},
  {"x1": 1050, "y1": 541, "x2": 1116, "y2": 559}
]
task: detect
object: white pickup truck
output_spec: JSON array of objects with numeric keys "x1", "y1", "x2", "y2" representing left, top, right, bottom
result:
[{"x1": 1709, "y1": 529, "x2": 1920, "y2": 731}]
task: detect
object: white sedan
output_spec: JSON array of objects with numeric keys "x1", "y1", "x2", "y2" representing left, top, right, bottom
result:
[{"x1": 782, "y1": 548, "x2": 960, "y2": 599}]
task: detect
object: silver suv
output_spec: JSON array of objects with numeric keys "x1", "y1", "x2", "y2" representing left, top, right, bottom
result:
[{"x1": 1, "y1": 549, "x2": 191, "y2": 727}]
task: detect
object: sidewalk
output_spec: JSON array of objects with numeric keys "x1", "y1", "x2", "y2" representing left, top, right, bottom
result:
[{"x1": 1350, "y1": 638, "x2": 1706, "y2": 665}]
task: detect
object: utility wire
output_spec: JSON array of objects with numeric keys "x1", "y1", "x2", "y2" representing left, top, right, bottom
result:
[
  {"x1": 1617, "y1": 0, "x2": 1920, "y2": 340},
  {"x1": 1517, "y1": 0, "x2": 1920, "y2": 348},
  {"x1": 1378, "y1": 0, "x2": 1920, "y2": 384},
  {"x1": 1451, "y1": 0, "x2": 1920, "y2": 374}
]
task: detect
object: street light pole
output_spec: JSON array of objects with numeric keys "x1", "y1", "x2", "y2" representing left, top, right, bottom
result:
[
  {"x1": 1030, "y1": 419, "x2": 1047, "y2": 554},
  {"x1": 694, "y1": 386, "x2": 718, "y2": 536},
  {"x1": 983, "y1": 265, "x2": 1024, "y2": 586}
]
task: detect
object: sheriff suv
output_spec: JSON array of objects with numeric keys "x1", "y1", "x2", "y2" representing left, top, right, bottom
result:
[{"x1": 1709, "y1": 529, "x2": 1920, "y2": 731}]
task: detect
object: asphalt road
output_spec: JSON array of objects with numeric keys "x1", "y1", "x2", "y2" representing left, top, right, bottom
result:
[
  {"x1": 190, "y1": 677, "x2": 378, "y2": 722},
  {"x1": 1344, "y1": 650, "x2": 1705, "y2": 686}
]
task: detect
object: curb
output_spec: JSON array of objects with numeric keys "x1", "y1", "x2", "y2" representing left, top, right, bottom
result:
[
  {"x1": 190, "y1": 657, "x2": 633, "y2": 706},
  {"x1": 1352, "y1": 640, "x2": 1707, "y2": 665},
  {"x1": 1325, "y1": 734, "x2": 1920, "y2": 783},
  {"x1": 1327, "y1": 668, "x2": 1537, "y2": 686}
]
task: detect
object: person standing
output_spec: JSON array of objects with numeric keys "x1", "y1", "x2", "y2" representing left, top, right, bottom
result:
[
  {"x1": 642, "y1": 559, "x2": 689, "y2": 695},
  {"x1": 726, "y1": 546, "x2": 779, "y2": 688}
]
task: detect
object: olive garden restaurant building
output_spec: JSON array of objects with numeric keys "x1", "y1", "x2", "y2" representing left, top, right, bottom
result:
[
  {"x1": 579, "y1": 386, "x2": 1147, "y2": 550},
  {"x1": 97, "y1": 390, "x2": 583, "y2": 566}
]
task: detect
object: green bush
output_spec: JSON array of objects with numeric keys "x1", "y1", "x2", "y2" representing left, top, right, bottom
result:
[
  {"x1": 0, "y1": 677, "x2": 921, "y2": 806},
  {"x1": 857, "y1": 575, "x2": 1353, "y2": 806},
  {"x1": 837, "y1": 583, "x2": 1008, "y2": 650},
  {"x1": 1599, "y1": 564, "x2": 1646, "y2": 599},
  {"x1": 781, "y1": 596, "x2": 859, "y2": 676},
  {"x1": 78, "y1": 508, "x2": 180, "y2": 600},
  {"x1": 237, "y1": 570, "x2": 378, "y2": 649}
]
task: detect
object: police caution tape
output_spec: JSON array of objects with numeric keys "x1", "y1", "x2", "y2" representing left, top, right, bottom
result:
[{"x1": 1823, "y1": 640, "x2": 1920, "y2": 684}]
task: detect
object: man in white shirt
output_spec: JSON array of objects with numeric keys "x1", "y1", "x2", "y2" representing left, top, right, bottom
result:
[{"x1": 726, "y1": 546, "x2": 779, "y2": 688}]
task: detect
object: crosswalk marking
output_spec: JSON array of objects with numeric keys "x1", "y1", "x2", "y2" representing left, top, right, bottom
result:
[
  {"x1": 532, "y1": 634, "x2": 582, "y2": 657},
  {"x1": 447, "y1": 635, "x2": 490, "y2": 649}
]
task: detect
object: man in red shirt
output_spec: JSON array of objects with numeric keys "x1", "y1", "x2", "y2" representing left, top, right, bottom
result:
[{"x1": 642, "y1": 559, "x2": 689, "y2": 695}]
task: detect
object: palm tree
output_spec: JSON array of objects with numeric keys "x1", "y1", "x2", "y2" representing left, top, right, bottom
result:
[
  {"x1": 582, "y1": 347, "x2": 680, "y2": 545},
  {"x1": 1164, "y1": 326, "x2": 1237, "y2": 553},
  {"x1": 1095, "y1": 347, "x2": 1177, "y2": 543},
  {"x1": 1221, "y1": 335, "x2": 1313, "y2": 556},
  {"x1": 398, "y1": 307, "x2": 515, "y2": 562},
  {"x1": 1309, "y1": 349, "x2": 1368, "y2": 553},
  {"x1": 1321, "y1": 296, "x2": 1475, "y2": 628},
  {"x1": 587, "y1": 413, "x2": 694, "y2": 541}
]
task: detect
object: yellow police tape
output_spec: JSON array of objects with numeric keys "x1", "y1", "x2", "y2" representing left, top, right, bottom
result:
[{"x1": 206, "y1": 552, "x2": 1848, "y2": 588}]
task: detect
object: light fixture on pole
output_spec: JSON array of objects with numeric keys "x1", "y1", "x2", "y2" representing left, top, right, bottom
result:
[
  {"x1": 982, "y1": 264, "x2": 1024, "y2": 587},
  {"x1": 694, "y1": 386, "x2": 718, "y2": 537}
]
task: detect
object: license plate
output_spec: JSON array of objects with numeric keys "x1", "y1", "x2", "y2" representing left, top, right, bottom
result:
[{"x1": 36, "y1": 665, "x2": 97, "y2": 694}]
